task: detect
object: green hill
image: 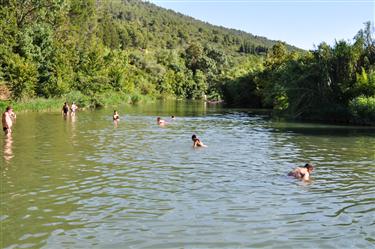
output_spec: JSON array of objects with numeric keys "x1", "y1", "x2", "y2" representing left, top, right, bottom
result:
[
  {"x1": 0, "y1": 0, "x2": 298, "y2": 103},
  {"x1": 95, "y1": 0, "x2": 299, "y2": 53}
]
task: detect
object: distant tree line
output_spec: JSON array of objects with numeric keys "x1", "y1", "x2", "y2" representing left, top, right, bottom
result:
[{"x1": 239, "y1": 42, "x2": 268, "y2": 55}]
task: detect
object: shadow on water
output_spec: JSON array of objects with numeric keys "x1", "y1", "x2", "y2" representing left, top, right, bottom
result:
[
  {"x1": 269, "y1": 121, "x2": 375, "y2": 137},
  {"x1": 215, "y1": 108, "x2": 375, "y2": 136},
  {"x1": 218, "y1": 108, "x2": 375, "y2": 137}
]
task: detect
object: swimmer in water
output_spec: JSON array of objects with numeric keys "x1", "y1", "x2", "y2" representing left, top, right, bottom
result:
[
  {"x1": 192, "y1": 134, "x2": 207, "y2": 148},
  {"x1": 157, "y1": 117, "x2": 167, "y2": 125},
  {"x1": 288, "y1": 163, "x2": 314, "y2": 180}
]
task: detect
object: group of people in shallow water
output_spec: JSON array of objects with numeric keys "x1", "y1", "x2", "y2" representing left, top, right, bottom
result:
[
  {"x1": 2, "y1": 104, "x2": 315, "y2": 180},
  {"x1": 62, "y1": 102, "x2": 78, "y2": 117}
]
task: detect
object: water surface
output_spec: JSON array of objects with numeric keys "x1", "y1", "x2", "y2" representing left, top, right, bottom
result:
[{"x1": 1, "y1": 101, "x2": 374, "y2": 248}]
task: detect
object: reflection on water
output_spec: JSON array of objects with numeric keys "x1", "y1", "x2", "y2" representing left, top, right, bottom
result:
[
  {"x1": 0, "y1": 102, "x2": 374, "y2": 249},
  {"x1": 2, "y1": 134, "x2": 13, "y2": 163}
]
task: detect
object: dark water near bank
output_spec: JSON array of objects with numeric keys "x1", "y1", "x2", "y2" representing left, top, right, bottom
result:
[{"x1": 1, "y1": 101, "x2": 374, "y2": 248}]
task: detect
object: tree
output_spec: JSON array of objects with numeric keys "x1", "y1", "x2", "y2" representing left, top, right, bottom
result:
[
  {"x1": 2, "y1": 52, "x2": 38, "y2": 100},
  {"x1": 185, "y1": 42, "x2": 203, "y2": 74}
]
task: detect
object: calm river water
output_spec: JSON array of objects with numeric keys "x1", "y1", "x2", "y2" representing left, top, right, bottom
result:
[{"x1": 1, "y1": 101, "x2": 374, "y2": 249}]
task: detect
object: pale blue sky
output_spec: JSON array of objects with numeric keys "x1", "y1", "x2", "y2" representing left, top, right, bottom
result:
[{"x1": 149, "y1": 0, "x2": 374, "y2": 50}]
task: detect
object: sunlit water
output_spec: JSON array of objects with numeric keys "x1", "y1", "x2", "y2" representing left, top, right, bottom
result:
[{"x1": 1, "y1": 101, "x2": 374, "y2": 249}]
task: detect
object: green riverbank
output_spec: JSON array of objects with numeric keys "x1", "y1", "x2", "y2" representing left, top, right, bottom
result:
[{"x1": 0, "y1": 92, "x2": 156, "y2": 112}]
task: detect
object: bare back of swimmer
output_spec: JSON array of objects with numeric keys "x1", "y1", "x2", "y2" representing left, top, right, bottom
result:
[{"x1": 288, "y1": 163, "x2": 314, "y2": 180}]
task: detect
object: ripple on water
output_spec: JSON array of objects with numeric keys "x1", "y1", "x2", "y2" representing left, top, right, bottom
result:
[{"x1": 1, "y1": 110, "x2": 375, "y2": 249}]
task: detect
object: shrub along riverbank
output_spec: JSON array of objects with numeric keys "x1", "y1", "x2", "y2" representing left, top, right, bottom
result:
[
  {"x1": 0, "y1": 91, "x2": 155, "y2": 112},
  {"x1": 219, "y1": 23, "x2": 375, "y2": 126}
]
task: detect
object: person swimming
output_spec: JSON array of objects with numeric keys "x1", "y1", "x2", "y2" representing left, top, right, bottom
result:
[
  {"x1": 192, "y1": 134, "x2": 207, "y2": 148},
  {"x1": 288, "y1": 163, "x2": 314, "y2": 180},
  {"x1": 157, "y1": 117, "x2": 167, "y2": 125}
]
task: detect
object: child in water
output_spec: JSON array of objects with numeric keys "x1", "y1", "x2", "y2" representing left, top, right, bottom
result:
[
  {"x1": 288, "y1": 163, "x2": 314, "y2": 180},
  {"x1": 192, "y1": 134, "x2": 207, "y2": 148}
]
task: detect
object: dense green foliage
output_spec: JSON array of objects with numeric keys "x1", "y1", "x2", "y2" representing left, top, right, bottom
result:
[
  {"x1": 221, "y1": 23, "x2": 375, "y2": 125},
  {"x1": 0, "y1": 0, "x2": 289, "y2": 107},
  {"x1": 1, "y1": 0, "x2": 374, "y2": 124}
]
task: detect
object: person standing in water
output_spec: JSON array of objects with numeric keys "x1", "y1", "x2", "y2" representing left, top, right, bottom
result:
[
  {"x1": 70, "y1": 102, "x2": 78, "y2": 116},
  {"x1": 192, "y1": 134, "x2": 207, "y2": 148},
  {"x1": 288, "y1": 163, "x2": 314, "y2": 180},
  {"x1": 2, "y1": 106, "x2": 14, "y2": 135},
  {"x1": 62, "y1": 102, "x2": 69, "y2": 117},
  {"x1": 113, "y1": 110, "x2": 120, "y2": 127}
]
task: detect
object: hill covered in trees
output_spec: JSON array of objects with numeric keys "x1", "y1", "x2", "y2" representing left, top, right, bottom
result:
[{"x1": 0, "y1": 0, "x2": 295, "y2": 104}]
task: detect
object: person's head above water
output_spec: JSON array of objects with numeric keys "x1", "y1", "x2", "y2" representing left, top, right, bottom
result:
[
  {"x1": 304, "y1": 163, "x2": 314, "y2": 172},
  {"x1": 192, "y1": 134, "x2": 197, "y2": 141},
  {"x1": 157, "y1": 117, "x2": 166, "y2": 124}
]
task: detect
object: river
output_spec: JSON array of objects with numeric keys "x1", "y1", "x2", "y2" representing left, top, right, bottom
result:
[{"x1": 1, "y1": 101, "x2": 374, "y2": 248}]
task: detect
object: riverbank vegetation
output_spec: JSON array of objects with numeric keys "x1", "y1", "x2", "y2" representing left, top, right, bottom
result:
[
  {"x1": 0, "y1": 0, "x2": 286, "y2": 107},
  {"x1": 221, "y1": 22, "x2": 375, "y2": 125},
  {"x1": 0, "y1": 0, "x2": 374, "y2": 125},
  {"x1": 0, "y1": 91, "x2": 154, "y2": 112}
]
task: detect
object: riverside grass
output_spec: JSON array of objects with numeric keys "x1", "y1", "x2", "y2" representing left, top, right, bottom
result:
[
  {"x1": 0, "y1": 92, "x2": 156, "y2": 112},
  {"x1": 0, "y1": 98, "x2": 63, "y2": 112}
]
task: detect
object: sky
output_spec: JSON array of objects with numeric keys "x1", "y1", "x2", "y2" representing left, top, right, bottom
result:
[{"x1": 148, "y1": 0, "x2": 375, "y2": 50}]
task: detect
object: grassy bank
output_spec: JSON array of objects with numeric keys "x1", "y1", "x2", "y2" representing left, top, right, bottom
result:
[{"x1": 0, "y1": 91, "x2": 156, "y2": 113}]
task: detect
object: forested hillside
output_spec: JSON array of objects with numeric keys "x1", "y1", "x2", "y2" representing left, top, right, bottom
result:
[{"x1": 0, "y1": 0, "x2": 291, "y2": 104}]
